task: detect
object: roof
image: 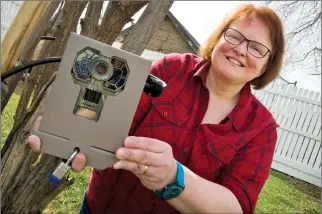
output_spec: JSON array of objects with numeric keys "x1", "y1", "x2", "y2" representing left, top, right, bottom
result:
[
  {"x1": 166, "y1": 11, "x2": 200, "y2": 53},
  {"x1": 119, "y1": 11, "x2": 200, "y2": 54}
]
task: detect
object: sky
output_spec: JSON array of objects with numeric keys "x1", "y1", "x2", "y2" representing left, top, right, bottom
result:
[{"x1": 129, "y1": 1, "x2": 321, "y2": 92}]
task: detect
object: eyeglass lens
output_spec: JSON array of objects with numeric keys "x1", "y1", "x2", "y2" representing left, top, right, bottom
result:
[{"x1": 224, "y1": 28, "x2": 269, "y2": 58}]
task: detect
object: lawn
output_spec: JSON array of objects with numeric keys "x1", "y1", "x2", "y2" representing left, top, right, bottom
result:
[{"x1": 1, "y1": 85, "x2": 321, "y2": 213}]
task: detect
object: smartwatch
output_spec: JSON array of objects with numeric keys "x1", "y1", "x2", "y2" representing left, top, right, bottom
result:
[{"x1": 154, "y1": 160, "x2": 185, "y2": 200}]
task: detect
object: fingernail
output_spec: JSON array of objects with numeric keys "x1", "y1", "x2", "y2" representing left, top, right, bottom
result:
[
  {"x1": 28, "y1": 135, "x2": 40, "y2": 151},
  {"x1": 116, "y1": 148, "x2": 124, "y2": 159},
  {"x1": 124, "y1": 136, "x2": 135, "y2": 146},
  {"x1": 72, "y1": 153, "x2": 86, "y2": 172}
]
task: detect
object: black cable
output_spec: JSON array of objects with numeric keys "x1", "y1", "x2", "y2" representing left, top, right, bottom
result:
[
  {"x1": 40, "y1": 36, "x2": 56, "y2": 41},
  {"x1": 1, "y1": 57, "x2": 62, "y2": 81}
]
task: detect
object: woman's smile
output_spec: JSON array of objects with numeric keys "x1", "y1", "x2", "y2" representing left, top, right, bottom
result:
[{"x1": 226, "y1": 56, "x2": 244, "y2": 67}]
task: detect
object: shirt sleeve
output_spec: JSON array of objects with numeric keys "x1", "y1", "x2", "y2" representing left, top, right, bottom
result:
[
  {"x1": 128, "y1": 53, "x2": 186, "y2": 135},
  {"x1": 216, "y1": 125, "x2": 278, "y2": 214}
]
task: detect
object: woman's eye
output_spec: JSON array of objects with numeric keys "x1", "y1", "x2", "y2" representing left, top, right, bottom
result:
[
  {"x1": 228, "y1": 35, "x2": 240, "y2": 41},
  {"x1": 250, "y1": 47, "x2": 263, "y2": 55}
]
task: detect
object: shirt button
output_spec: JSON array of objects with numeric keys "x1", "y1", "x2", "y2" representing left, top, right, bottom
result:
[
  {"x1": 163, "y1": 111, "x2": 168, "y2": 116},
  {"x1": 183, "y1": 148, "x2": 189, "y2": 152}
]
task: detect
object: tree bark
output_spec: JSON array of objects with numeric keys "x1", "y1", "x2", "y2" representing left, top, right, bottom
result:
[
  {"x1": 32, "y1": 2, "x2": 87, "y2": 98},
  {"x1": 1, "y1": 2, "x2": 60, "y2": 113},
  {"x1": 121, "y1": 0, "x2": 173, "y2": 55},
  {"x1": 1, "y1": 73, "x2": 76, "y2": 213},
  {"x1": 13, "y1": 69, "x2": 37, "y2": 126},
  {"x1": 1, "y1": 2, "x2": 86, "y2": 213},
  {"x1": 13, "y1": 1, "x2": 87, "y2": 126},
  {"x1": 13, "y1": 1, "x2": 63, "y2": 126},
  {"x1": 95, "y1": 1, "x2": 148, "y2": 45},
  {"x1": 80, "y1": 1, "x2": 103, "y2": 38}
]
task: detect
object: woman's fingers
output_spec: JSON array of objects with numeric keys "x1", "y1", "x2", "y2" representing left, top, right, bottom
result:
[
  {"x1": 27, "y1": 115, "x2": 87, "y2": 172},
  {"x1": 115, "y1": 147, "x2": 165, "y2": 167},
  {"x1": 28, "y1": 135, "x2": 41, "y2": 152},
  {"x1": 28, "y1": 116, "x2": 42, "y2": 152},
  {"x1": 113, "y1": 160, "x2": 165, "y2": 182},
  {"x1": 123, "y1": 136, "x2": 169, "y2": 153},
  {"x1": 71, "y1": 153, "x2": 87, "y2": 172},
  {"x1": 28, "y1": 134, "x2": 87, "y2": 172}
]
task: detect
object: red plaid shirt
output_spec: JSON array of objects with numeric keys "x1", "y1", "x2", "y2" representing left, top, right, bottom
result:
[{"x1": 86, "y1": 53, "x2": 278, "y2": 214}]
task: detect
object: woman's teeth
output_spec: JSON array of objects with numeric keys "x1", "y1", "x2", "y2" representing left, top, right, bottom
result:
[{"x1": 227, "y1": 57, "x2": 243, "y2": 67}]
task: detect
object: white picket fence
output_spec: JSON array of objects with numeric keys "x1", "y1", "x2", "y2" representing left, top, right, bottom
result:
[
  {"x1": 1, "y1": 1, "x2": 321, "y2": 187},
  {"x1": 253, "y1": 84, "x2": 321, "y2": 187}
]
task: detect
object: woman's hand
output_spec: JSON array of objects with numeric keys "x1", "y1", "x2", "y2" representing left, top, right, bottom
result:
[
  {"x1": 113, "y1": 136, "x2": 177, "y2": 191},
  {"x1": 27, "y1": 116, "x2": 87, "y2": 172}
]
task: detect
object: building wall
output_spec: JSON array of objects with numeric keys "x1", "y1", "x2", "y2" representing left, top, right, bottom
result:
[
  {"x1": 118, "y1": 16, "x2": 195, "y2": 54},
  {"x1": 146, "y1": 16, "x2": 195, "y2": 54}
]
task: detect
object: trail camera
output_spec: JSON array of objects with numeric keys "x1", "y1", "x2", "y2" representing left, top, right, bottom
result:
[{"x1": 33, "y1": 33, "x2": 153, "y2": 169}]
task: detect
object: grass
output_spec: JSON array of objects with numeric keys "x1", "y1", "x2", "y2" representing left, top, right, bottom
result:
[{"x1": 1, "y1": 84, "x2": 321, "y2": 213}]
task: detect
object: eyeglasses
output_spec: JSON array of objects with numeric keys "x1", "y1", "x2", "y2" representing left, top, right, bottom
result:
[{"x1": 224, "y1": 27, "x2": 271, "y2": 58}]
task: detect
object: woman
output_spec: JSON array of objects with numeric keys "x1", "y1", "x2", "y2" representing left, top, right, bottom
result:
[{"x1": 28, "y1": 3, "x2": 285, "y2": 214}]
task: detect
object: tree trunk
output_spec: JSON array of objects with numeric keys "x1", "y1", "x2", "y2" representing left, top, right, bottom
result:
[
  {"x1": 13, "y1": 68, "x2": 37, "y2": 126},
  {"x1": 1, "y1": 2, "x2": 60, "y2": 113},
  {"x1": 95, "y1": 1, "x2": 148, "y2": 45},
  {"x1": 12, "y1": 1, "x2": 64, "y2": 125},
  {"x1": 13, "y1": 1, "x2": 87, "y2": 126},
  {"x1": 121, "y1": 0, "x2": 173, "y2": 55},
  {"x1": 1, "y1": 1, "x2": 160, "y2": 212},
  {"x1": 32, "y1": 2, "x2": 87, "y2": 100},
  {"x1": 1, "y1": 2, "x2": 87, "y2": 213},
  {"x1": 80, "y1": 1, "x2": 104, "y2": 38},
  {"x1": 1, "y1": 73, "x2": 76, "y2": 213},
  {"x1": 30, "y1": 2, "x2": 68, "y2": 106}
]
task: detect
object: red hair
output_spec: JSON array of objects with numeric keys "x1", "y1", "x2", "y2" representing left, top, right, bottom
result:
[{"x1": 199, "y1": 3, "x2": 285, "y2": 89}]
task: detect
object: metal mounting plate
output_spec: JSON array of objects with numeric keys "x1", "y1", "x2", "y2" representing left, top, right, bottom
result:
[{"x1": 33, "y1": 33, "x2": 152, "y2": 170}]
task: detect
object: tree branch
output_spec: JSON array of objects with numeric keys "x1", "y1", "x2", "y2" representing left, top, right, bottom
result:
[
  {"x1": 288, "y1": 11, "x2": 321, "y2": 37},
  {"x1": 290, "y1": 47, "x2": 321, "y2": 63}
]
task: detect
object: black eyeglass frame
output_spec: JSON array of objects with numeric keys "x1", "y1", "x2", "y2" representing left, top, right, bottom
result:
[{"x1": 223, "y1": 27, "x2": 271, "y2": 58}]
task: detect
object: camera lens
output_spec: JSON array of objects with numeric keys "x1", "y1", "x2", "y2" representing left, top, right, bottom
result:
[
  {"x1": 91, "y1": 60, "x2": 113, "y2": 81},
  {"x1": 95, "y1": 63, "x2": 107, "y2": 75}
]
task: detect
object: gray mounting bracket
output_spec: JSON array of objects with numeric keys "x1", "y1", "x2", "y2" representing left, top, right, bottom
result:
[{"x1": 33, "y1": 33, "x2": 152, "y2": 170}]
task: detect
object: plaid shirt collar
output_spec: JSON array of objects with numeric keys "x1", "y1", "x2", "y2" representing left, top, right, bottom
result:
[{"x1": 192, "y1": 59, "x2": 253, "y2": 132}]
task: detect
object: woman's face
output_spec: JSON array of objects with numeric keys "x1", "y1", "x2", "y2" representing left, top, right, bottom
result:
[{"x1": 210, "y1": 16, "x2": 272, "y2": 85}]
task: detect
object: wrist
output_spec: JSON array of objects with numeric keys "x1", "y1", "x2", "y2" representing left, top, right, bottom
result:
[
  {"x1": 157, "y1": 159, "x2": 177, "y2": 191},
  {"x1": 168, "y1": 159, "x2": 178, "y2": 184},
  {"x1": 154, "y1": 160, "x2": 185, "y2": 200}
]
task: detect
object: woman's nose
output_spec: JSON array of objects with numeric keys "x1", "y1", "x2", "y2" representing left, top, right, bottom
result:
[{"x1": 233, "y1": 40, "x2": 248, "y2": 56}]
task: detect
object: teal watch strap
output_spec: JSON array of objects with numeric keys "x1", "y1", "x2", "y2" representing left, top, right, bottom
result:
[
  {"x1": 154, "y1": 160, "x2": 185, "y2": 200},
  {"x1": 176, "y1": 160, "x2": 185, "y2": 187}
]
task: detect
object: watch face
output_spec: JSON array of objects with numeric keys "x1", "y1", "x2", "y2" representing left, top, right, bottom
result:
[{"x1": 163, "y1": 185, "x2": 183, "y2": 200}]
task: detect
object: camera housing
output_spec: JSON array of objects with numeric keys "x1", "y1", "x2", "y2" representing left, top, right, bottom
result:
[
  {"x1": 33, "y1": 33, "x2": 152, "y2": 169},
  {"x1": 71, "y1": 47, "x2": 131, "y2": 121}
]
